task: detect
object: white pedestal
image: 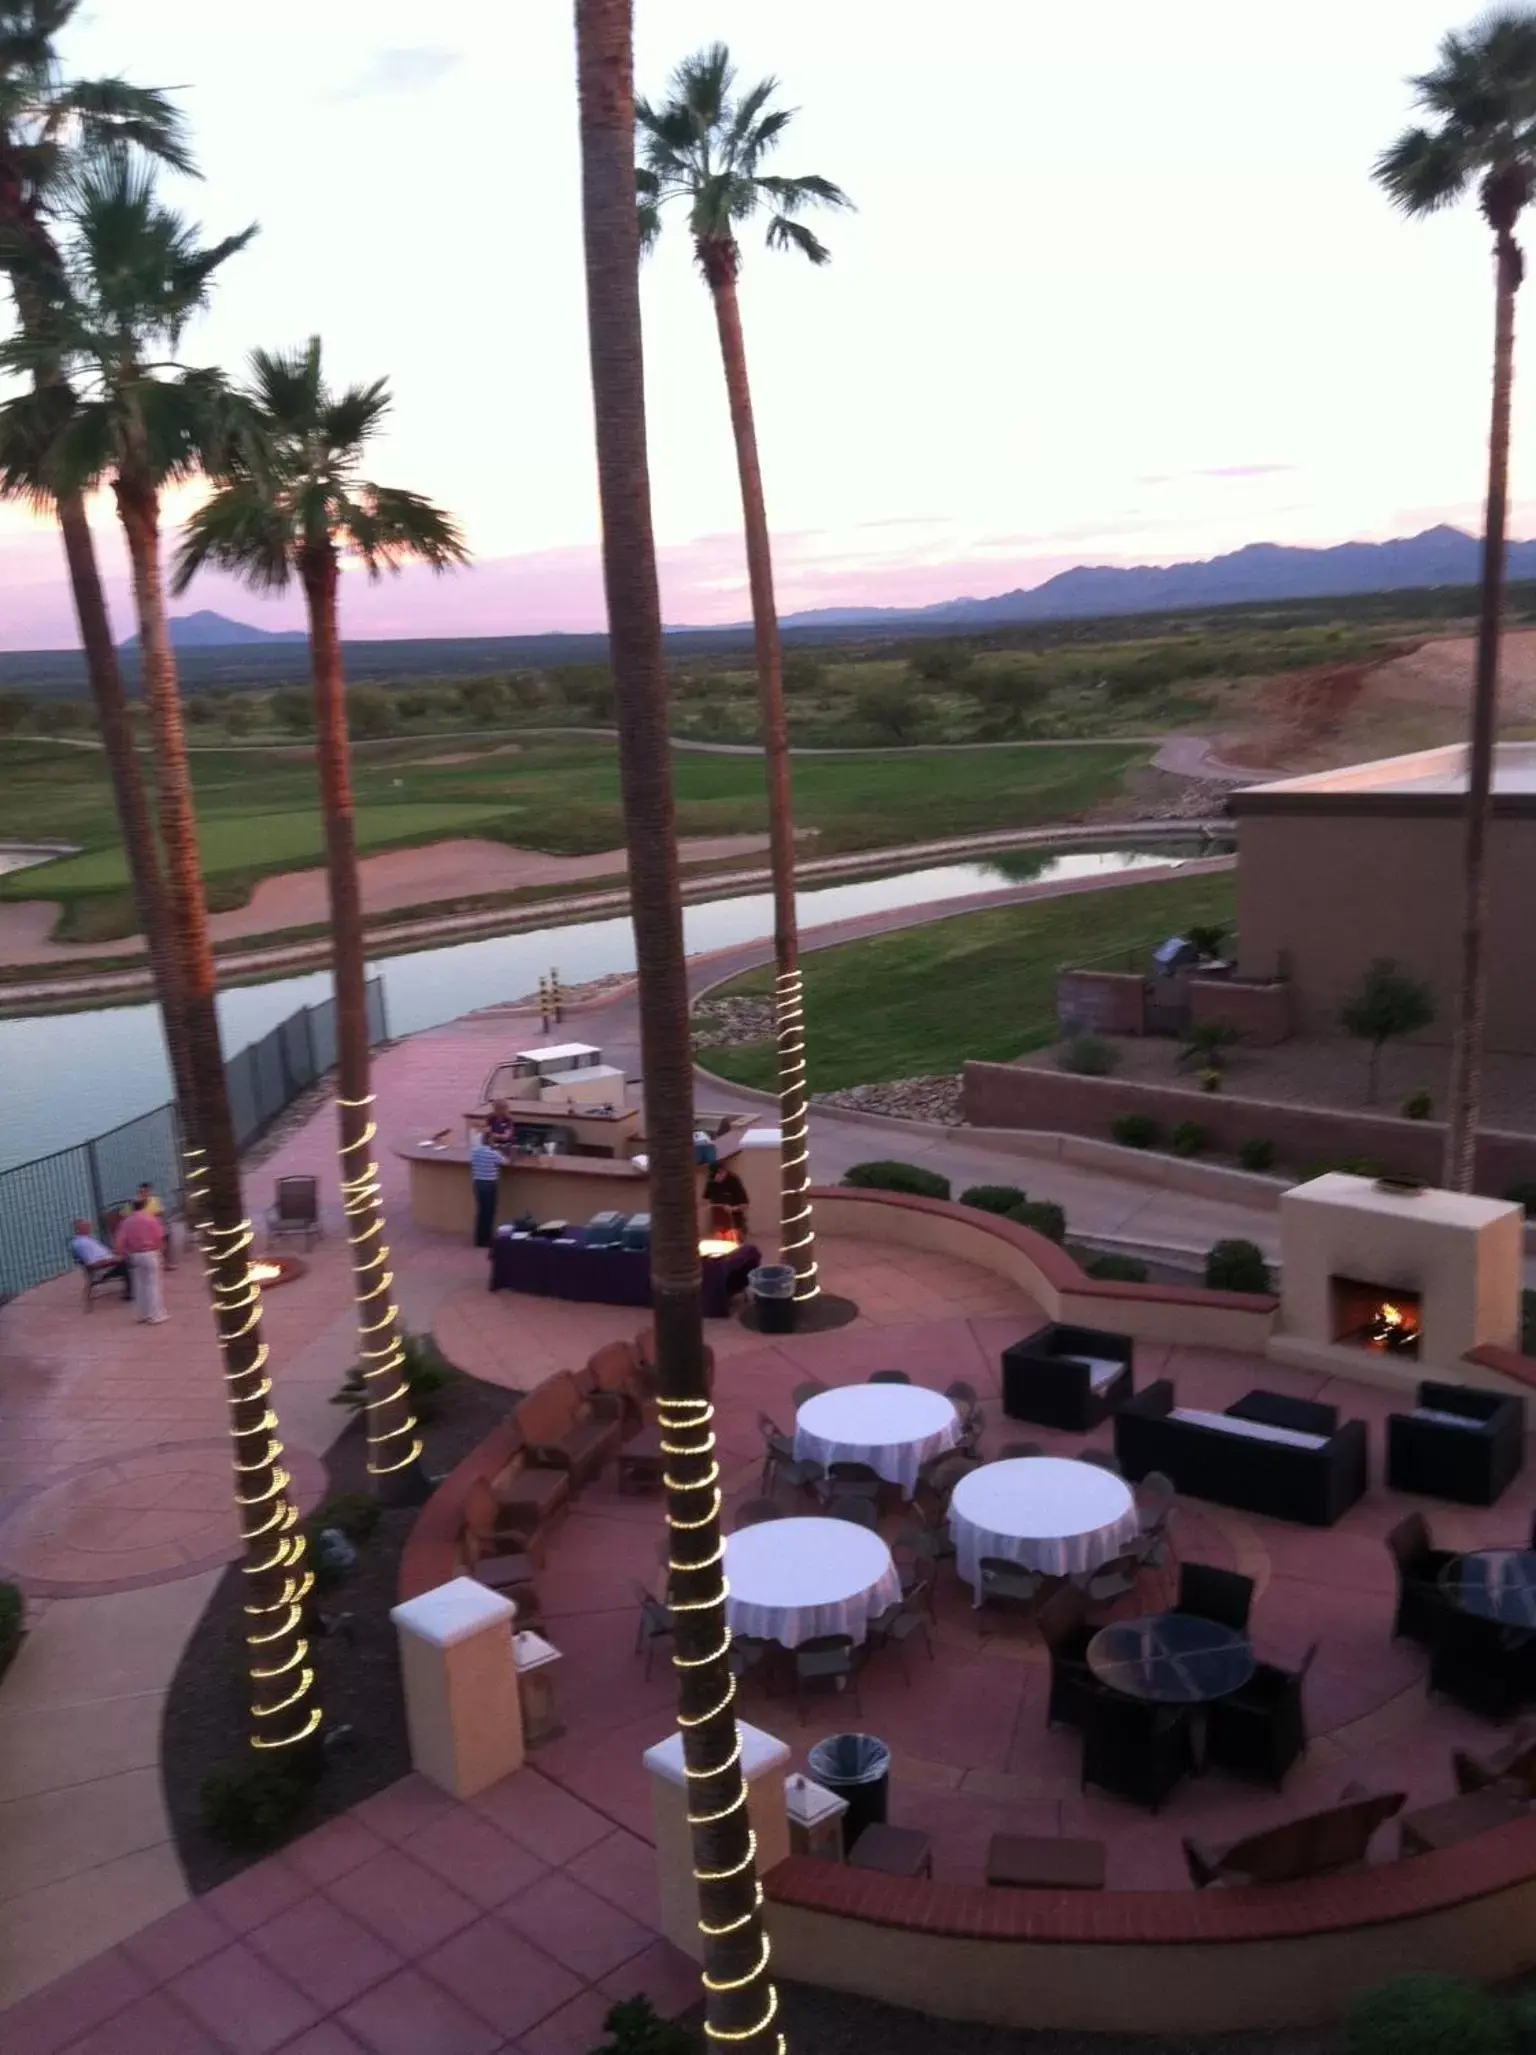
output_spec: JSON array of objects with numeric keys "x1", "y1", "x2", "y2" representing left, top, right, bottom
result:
[
  {"x1": 642, "y1": 1721, "x2": 792, "y2": 1962},
  {"x1": 785, "y1": 1771, "x2": 848, "y2": 1861},
  {"x1": 390, "y1": 1577, "x2": 525, "y2": 1798}
]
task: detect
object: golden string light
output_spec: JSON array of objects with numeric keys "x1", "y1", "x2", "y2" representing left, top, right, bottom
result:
[
  {"x1": 774, "y1": 968, "x2": 820, "y2": 1304},
  {"x1": 185, "y1": 1144, "x2": 321, "y2": 1753},
  {"x1": 658, "y1": 1393, "x2": 785, "y2": 2054},
  {"x1": 337, "y1": 1092, "x2": 423, "y2": 1478}
]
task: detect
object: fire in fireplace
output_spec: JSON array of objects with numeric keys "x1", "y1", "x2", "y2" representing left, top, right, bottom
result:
[{"x1": 1330, "y1": 1276, "x2": 1421, "y2": 1356}]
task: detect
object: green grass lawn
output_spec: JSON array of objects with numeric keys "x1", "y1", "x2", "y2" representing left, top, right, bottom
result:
[
  {"x1": 0, "y1": 735, "x2": 1149, "y2": 940},
  {"x1": 697, "y1": 870, "x2": 1237, "y2": 1093}
]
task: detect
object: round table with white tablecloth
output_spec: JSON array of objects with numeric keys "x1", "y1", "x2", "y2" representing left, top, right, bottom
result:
[
  {"x1": 724, "y1": 1516, "x2": 901, "y2": 1649},
  {"x1": 947, "y1": 1456, "x2": 1139, "y2": 1599},
  {"x1": 793, "y1": 1383, "x2": 961, "y2": 1497}
]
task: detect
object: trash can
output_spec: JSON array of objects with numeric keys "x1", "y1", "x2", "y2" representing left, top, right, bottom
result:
[
  {"x1": 749, "y1": 1263, "x2": 797, "y2": 1335},
  {"x1": 806, "y1": 1733, "x2": 890, "y2": 1854}
]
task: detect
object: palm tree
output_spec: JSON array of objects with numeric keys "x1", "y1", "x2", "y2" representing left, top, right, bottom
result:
[
  {"x1": 1376, "y1": 7, "x2": 1536, "y2": 1190},
  {"x1": 575, "y1": 6, "x2": 781, "y2": 2049},
  {"x1": 0, "y1": 162, "x2": 321, "y2": 1758},
  {"x1": 174, "y1": 338, "x2": 467, "y2": 1500},
  {"x1": 637, "y1": 43, "x2": 851, "y2": 1304},
  {"x1": 0, "y1": 1, "x2": 196, "y2": 1121}
]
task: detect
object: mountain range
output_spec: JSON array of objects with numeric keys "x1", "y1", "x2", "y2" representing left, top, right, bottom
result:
[
  {"x1": 770, "y1": 524, "x2": 1533, "y2": 630},
  {"x1": 118, "y1": 609, "x2": 307, "y2": 651}
]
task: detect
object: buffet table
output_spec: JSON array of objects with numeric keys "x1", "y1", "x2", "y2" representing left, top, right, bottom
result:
[{"x1": 490, "y1": 1233, "x2": 760, "y2": 1317}]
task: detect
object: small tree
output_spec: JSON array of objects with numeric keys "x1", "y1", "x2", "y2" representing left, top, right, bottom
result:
[
  {"x1": 855, "y1": 674, "x2": 923, "y2": 742},
  {"x1": 1339, "y1": 958, "x2": 1436, "y2": 1103},
  {"x1": 270, "y1": 685, "x2": 312, "y2": 734},
  {"x1": 345, "y1": 684, "x2": 396, "y2": 739}
]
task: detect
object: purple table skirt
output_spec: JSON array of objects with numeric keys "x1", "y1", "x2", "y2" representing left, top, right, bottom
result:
[{"x1": 489, "y1": 1236, "x2": 761, "y2": 1318}]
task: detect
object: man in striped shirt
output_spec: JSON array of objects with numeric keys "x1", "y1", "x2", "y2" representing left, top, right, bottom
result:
[{"x1": 470, "y1": 1130, "x2": 508, "y2": 1248}]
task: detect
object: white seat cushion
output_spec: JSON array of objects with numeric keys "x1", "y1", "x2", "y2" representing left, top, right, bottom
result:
[
  {"x1": 1170, "y1": 1407, "x2": 1329, "y2": 1452},
  {"x1": 1412, "y1": 1407, "x2": 1484, "y2": 1430}
]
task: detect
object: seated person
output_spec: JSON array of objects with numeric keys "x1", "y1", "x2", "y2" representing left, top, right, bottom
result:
[
  {"x1": 70, "y1": 1217, "x2": 131, "y2": 1299},
  {"x1": 483, "y1": 1098, "x2": 517, "y2": 1150},
  {"x1": 703, "y1": 1160, "x2": 750, "y2": 1240}
]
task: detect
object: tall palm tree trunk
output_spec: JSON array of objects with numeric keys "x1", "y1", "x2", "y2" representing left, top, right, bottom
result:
[
  {"x1": 54, "y1": 487, "x2": 195, "y2": 1130},
  {"x1": 575, "y1": 6, "x2": 780, "y2": 2049},
  {"x1": 116, "y1": 469, "x2": 321, "y2": 1760},
  {"x1": 1444, "y1": 220, "x2": 1521, "y2": 1191},
  {"x1": 705, "y1": 259, "x2": 818, "y2": 1302},
  {"x1": 301, "y1": 541, "x2": 423, "y2": 1501}
]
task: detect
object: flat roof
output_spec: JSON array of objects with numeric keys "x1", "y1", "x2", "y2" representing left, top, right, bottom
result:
[{"x1": 1238, "y1": 742, "x2": 1536, "y2": 801}]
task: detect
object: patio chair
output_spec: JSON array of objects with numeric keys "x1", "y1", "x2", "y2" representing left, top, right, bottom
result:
[
  {"x1": 1429, "y1": 1607, "x2": 1533, "y2": 1721},
  {"x1": 1206, "y1": 1643, "x2": 1318, "y2": 1787},
  {"x1": 265, "y1": 1175, "x2": 322, "y2": 1249},
  {"x1": 869, "y1": 1592, "x2": 935, "y2": 1677},
  {"x1": 1184, "y1": 1783, "x2": 1405, "y2": 1888},
  {"x1": 1385, "y1": 1512, "x2": 1458, "y2": 1645},
  {"x1": 1081, "y1": 1692, "x2": 1193, "y2": 1812},
  {"x1": 958, "y1": 1405, "x2": 987, "y2": 1456},
  {"x1": 632, "y1": 1581, "x2": 674, "y2": 1681},
  {"x1": 793, "y1": 1379, "x2": 828, "y2": 1409},
  {"x1": 869, "y1": 1370, "x2": 911, "y2": 1384},
  {"x1": 1134, "y1": 1471, "x2": 1178, "y2": 1570},
  {"x1": 1453, "y1": 1717, "x2": 1536, "y2": 1797},
  {"x1": 998, "y1": 1440, "x2": 1045, "y2": 1461},
  {"x1": 1077, "y1": 1447, "x2": 1123, "y2": 1476},
  {"x1": 923, "y1": 1451, "x2": 981, "y2": 1502},
  {"x1": 829, "y1": 1496, "x2": 881, "y2": 1530},
  {"x1": 1039, "y1": 1584, "x2": 1097, "y2": 1729},
  {"x1": 794, "y1": 1633, "x2": 860, "y2": 1720},
  {"x1": 1085, "y1": 1550, "x2": 1142, "y2": 1609},
  {"x1": 757, "y1": 1415, "x2": 820, "y2": 1497},
  {"x1": 945, "y1": 1380, "x2": 979, "y2": 1409},
  {"x1": 1177, "y1": 1562, "x2": 1254, "y2": 1634},
  {"x1": 895, "y1": 1520, "x2": 955, "y2": 1578},
  {"x1": 730, "y1": 1635, "x2": 770, "y2": 1686},
  {"x1": 978, "y1": 1555, "x2": 1046, "y2": 1625},
  {"x1": 734, "y1": 1498, "x2": 787, "y2": 1529},
  {"x1": 820, "y1": 1460, "x2": 882, "y2": 1505},
  {"x1": 75, "y1": 1248, "x2": 128, "y2": 1310}
]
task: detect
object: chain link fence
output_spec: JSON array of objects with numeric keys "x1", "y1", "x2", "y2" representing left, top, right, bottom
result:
[{"x1": 0, "y1": 977, "x2": 386, "y2": 1300}]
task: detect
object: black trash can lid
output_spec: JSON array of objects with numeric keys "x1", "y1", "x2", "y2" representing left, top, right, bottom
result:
[{"x1": 807, "y1": 1733, "x2": 891, "y2": 1783}]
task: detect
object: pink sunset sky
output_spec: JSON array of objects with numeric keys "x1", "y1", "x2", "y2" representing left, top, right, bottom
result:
[{"x1": 1, "y1": 0, "x2": 1531, "y2": 648}]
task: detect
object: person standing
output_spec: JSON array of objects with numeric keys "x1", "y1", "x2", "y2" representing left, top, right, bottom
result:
[
  {"x1": 136, "y1": 1179, "x2": 176, "y2": 1268},
  {"x1": 470, "y1": 1129, "x2": 508, "y2": 1249},
  {"x1": 703, "y1": 1160, "x2": 750, "y2": 1241},
  {"x1": 115, "y1": 1197, "x2": 168, "y2": 1323}
]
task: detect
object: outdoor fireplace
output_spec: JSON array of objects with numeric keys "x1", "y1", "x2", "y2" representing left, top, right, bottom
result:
[{"x1": 1331, "y1": 1277, "x2": 1421, "y2": 1357}]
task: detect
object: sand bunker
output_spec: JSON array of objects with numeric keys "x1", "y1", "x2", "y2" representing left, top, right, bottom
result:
[{"x1": 0, "y1": 833, "x2": 771, "y2": 964}]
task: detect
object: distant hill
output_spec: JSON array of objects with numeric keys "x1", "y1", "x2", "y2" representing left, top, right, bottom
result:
[
  {"x1": 777, "y1": 525, "x2": 1534, "y2": 629},
  {"x1": 118, "y1": 610, "x2": 307, "y2": 651}
]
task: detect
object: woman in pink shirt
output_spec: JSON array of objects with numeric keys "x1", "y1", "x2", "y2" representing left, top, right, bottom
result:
[{"x1": 115, "y1": 1201, "x2": 168, "y2": 1324}]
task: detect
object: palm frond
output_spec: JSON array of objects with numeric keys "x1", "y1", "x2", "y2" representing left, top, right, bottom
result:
[
  {"x1": 1374, "y1": 125, "x2": 1474, "y2": 212},
  {"x1": 755, "y1": 172, "x2": 853, "y2": 215},
  {"x1": 765, "y1": 214, "x2": 831, "y2": 264},
  {"x1": 667, "y1": 41, "x2": 733, "y2": 131},
  {"x1": 1379, "y1": 9, "x2": 1536, "y2": 215},
  {"x1": 343, "y1": 484, "x2": 468, "y2": 578},
  {"x1": 324, "y1": 377, "x2": 391, "y2": 454},
  {"x1": 0, "y1": 382, "x2": 73, "y2": 508},
  {"x1": 55, "y1": 77, "x2": 196, "y2": 177},
  {"x1": 173, "y1": 478, "x2": 292, "y2": 594},
  {"x1": 247, "y1": 337, "x2": 325, "y2": 431}
]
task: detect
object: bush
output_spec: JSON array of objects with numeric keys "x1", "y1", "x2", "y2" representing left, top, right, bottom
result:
[
  {"x1": 1185, "y1": 923, "x2": 1227, "y2": 959},
  {"x1": 1198, "y1": 1067, "x2": 1222, "y2": 1093},
  {"x1": 1008, "y1": 1198, "x2": 1067, "y2": 1244},
  {"x1": 458, "y1": 675, "x2": 511, "y2": 724},
  {"x1": 346, "y1": 684, "x2": 397, "y2": 739},
  {"x1": 270, "y1": 685, "x2": 313, "y2": 734},
  {"x1": 332, "y1": 1330, "x2": 456, "y2": 1422},
  {"x1": 1204, "y1": 1238, "x2": 1271, "y2": 1294},
  {"x1": 200, "y1": 1762, "x2": 312, "y2": 1853},
  {"x1": 959, "y1": 1184, "x2": 1027, "y2": 1216},
  {"x1": 313, "y1": 1491, "x2": 382, "y2": 1541},
  {"x1": 1343, "y1": 1974, "x2": 1513, "y2": 2055},
  {"x1": 1237, "y1": 1136, "x2": 1276, "y2": 1172},
  {"x1": 841, "y1": 1160, "x2": 951, "y2": 1200},
  {"x1": 591, "y1": 1995, "x2": 702, "y2": 2054},
  {"x1": 1505, "y1": 1182, "x2": 1536, "y2": 1219},
  {"x1": 855, "y1": 675, "x2": 924, "y2": 742},
  {"x1": 1170, "y1": 1121, "x2": 1206, "y2": 1157},
  {"x1": 1179, "y1": 1019, "x2": 1242, "y2": 1069},
  {"x1": 1057, "y1": 1033, "x2": 1120, "y2": 1077},
  {"x1": 0, "y1": 1580, "x2": 23, "y2": 1678},
  {"x1": 221, "y1": 698, "x2": 256, "y2": 737},
  {"x1": 1401, "y1": 1087, "x2": 1434, "y2": 1120},
  {"x1": 1110, "y1": 1113, "x2": 1160, "y2": 1149},
  {"x1": 1085, "y1": 1253, "x2": 1150, "y2": 1282}
]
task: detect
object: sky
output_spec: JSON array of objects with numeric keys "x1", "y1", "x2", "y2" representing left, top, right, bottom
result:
[{"x1": 0, "y1": 0, "x2": 1529, "y2": 647}]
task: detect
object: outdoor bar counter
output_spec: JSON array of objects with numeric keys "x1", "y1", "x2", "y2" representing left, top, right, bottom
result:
[{"x1": 393, "y1": 1130, "x2": 755, "y2": 1240}]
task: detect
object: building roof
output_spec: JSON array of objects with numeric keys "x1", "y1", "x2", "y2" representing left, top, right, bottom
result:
[{"x1": 1231, "y1": 742, "x2": 1536, "y2": 810}]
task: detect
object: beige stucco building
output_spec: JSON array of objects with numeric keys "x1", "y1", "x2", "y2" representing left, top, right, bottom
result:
[{"x1": 1227, "y1": 742, "x2": 1536, "y2": 1055}]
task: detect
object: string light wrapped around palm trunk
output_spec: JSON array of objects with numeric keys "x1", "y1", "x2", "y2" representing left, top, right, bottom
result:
[
  {"x1": 186, "y1": 1143, "x2": 322, "y2": 1752},
  {"x1": 773, "y1": 968, "x2": 819, "y2": 1303},
  {"x1": 336, "y1": 1092, "x2": 423, "y2": 1479},
  {"x1": 659, "y1": 1391, "x2": 786, "y2": 2053}
]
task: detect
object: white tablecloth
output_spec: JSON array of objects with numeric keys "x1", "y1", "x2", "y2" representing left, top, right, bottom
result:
[
  {"x1": 948, "y1": 1456, "x2": 1139, "y2": 1596},
  {"x1": 725, "y1": 1516, "x2": 901, "y2": 1649},
  {"x1": 793, "y1": 1384, "x2": 961, "y2": 1496}
]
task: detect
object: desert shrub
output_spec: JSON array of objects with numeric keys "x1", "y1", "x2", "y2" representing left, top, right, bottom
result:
[
  {"x1": 1170, "y1": 1121, "x2": 1206, "y2": 1157},
  {"x1": 332, "y1": 1330, "x2": 456, "y2": 1422},
  {"x1": 183, "y1": 693, "x2": 218, "y2": 724},
  {"x1": 1185, "y1": 923, "x2": 1227, "y2": 958},
  {"x1": 270, "y1": 685, "x2": 312, "y2": 734},
  {"x1": 782, "y1": 653, "x2": 827, "y2": 694},
  {"x1": 1204, "y1": 1238, "x2": 1271, "y2": 1294},
  {"x1": 960, "y1": 1184, "x2": 1027, "y2": 1216},
  {"x1": 221, "y1": 698, "x2": 256, "y2": 737},
  {"x1": 1085, "y1": 1253, "x2": 1149, "y2": 1282},
  {"x1": 0, "y1": 689, "x2": 33, "y2": 733},
  {"x1": 1505, "y1": 1182, "x2": 1536, "y2": 1219},
  {"x1": 1198, "y1": 1067, "x2": 1222, "y2": 1093},
  {"x1": 345, "y1": 684, "x2": 396, "y2": 739},
  {"x1": 1339, "y1": 958, "x2": 1436, "y2": 1102},
  {"x1": 1304, "y1": 1155, "x2": 1388, "y2": 1181},
  {"x1": 200, "y1": 1762, "x2": 312, "y2": 1853},
  {"x1": 591, "y1": 1996, "x2": 702, "y2": 2054},
  {"x1": 458, "y1": 675, "x2": 511, "y2": 723},
  {"x1": 1057, "y1": 1033, "x2": 1120, "y2": 1077},
  {"x1": 855, "y1": 675, "x2": 924, "y2": 742},
  {"x1": 841, "y1": 1160, "x2": 951, "y2": 1200},
  {"x1": 1237, "y1": 1137, "x2": 1276, "y2": 1172},
  {"x1": 1110, "y1": 1113, "x2": 1159, "y2": 1149},
  {"x1": 1008, "y1": 1198, "x2": 1066, "y2": 1244},
  {"x1": 313, "y1": 1491, "x2": 382, "y2": 1541},
  {"x1": 1343, "y1": 1974, "x2": 1513, "y2": 2055},
  {"x1": 0, "y1": 1581, "x2": 22, "y2": 1678},
  {"x1": 1401, "y1": 1087, "x2": 1434, "y2": 1120},
  {"x1": 1178, "y1": 1019, "x2": 1242, "y2": 1069}
]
